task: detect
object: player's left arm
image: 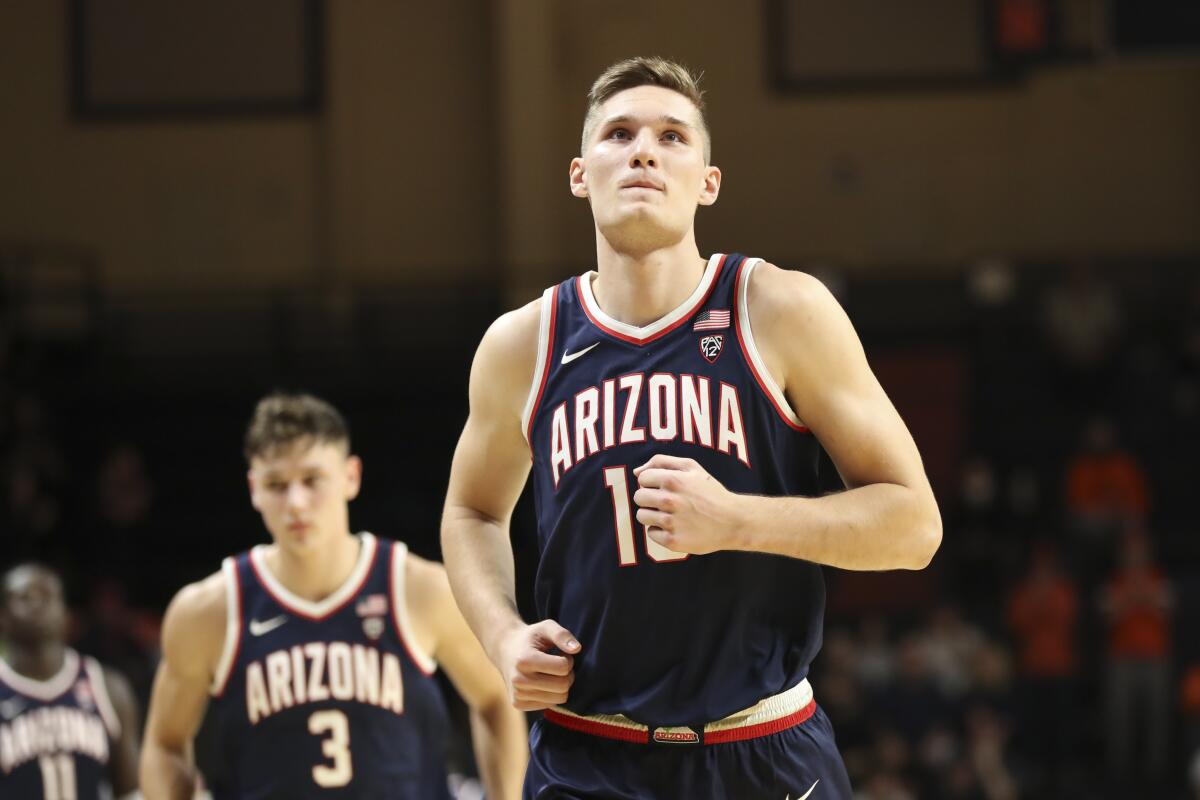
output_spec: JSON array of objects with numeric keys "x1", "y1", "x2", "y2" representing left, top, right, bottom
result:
[
  {"x1": 634, "y1": 263, "x2": 941, "y2": 570},
  {"x1": 101, "y1": 665, "x2": 141, "y2": 797},
  {"x1": 406, "y1": 555, "x2": 528, "y2": 800}
]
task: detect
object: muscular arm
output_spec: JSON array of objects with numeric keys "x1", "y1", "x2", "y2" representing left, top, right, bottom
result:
[
  {"x1": 101, "y1": 667, "x2": 141, "y2": 797},
  {"x1": 635, "y1": 265, "x2": 941, "y2": 570},
  {"x1": 407, "y1": 557, "x2": 527, "y2": 800},
  {"x1": 140, "y1": 574, "x2": 226, "y2": 800},
  {"x1": 441, "y1": 301, "x2": 579, "y2": 710}
]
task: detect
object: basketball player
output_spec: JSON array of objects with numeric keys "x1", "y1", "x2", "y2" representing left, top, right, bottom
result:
[
  {"x1": 0, "y1": 563, "x2": 140, "y2": 800},
  {"x1": 441, "y1": 57, "x2": 942, "y2": 798},
  {"x1": 140, "y1": 393, "x2": 527, "y2": 799}
]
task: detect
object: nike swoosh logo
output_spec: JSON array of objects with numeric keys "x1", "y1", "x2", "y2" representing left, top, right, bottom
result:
[
  {"x1": 561, "y1": 342, "x2": 599, "y2": 365},
  {"x1": 249, "y1": 615, "x2": 289, "y2": 636},
  {"x1": 0, "y1": 697, "x2": 26, "y2": 720},
  {"x1": 787, "y1": 779, "x2": 820, "y2": 800}
]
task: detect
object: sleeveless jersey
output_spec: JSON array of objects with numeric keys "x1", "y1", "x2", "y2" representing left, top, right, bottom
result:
[
  {"x1": 0, "y1": 649, "x2": 121, "y2": 800},
  {"x1": 208, "y1": 533, "x2": 452, "y2": 800},
  {"x1": 524, "y1": 253, "x2": 826, "y2": 726}
]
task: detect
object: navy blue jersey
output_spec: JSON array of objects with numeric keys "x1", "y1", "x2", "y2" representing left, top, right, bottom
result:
[
  {"x1": 0, "y1": 649, "x2": 122, "y2": 800},
  {"x1": 209, "y1": 533, "x2": 452, "y2": 800},
  {"x1": 524, "y1": 253, "x2": 826, "y2": 726}
]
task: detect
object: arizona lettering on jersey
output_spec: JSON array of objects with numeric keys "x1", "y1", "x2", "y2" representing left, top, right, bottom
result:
[
  {"x1": 545, "y1": 373, "x2": 750, "y2": 487},
  {"x1": 525, "y1": 253, "x2": 827, "y2": 727},
  {"x1": 0, "y1": 649, "x2": 121, "y2": 800},
  {"x1": 209, "y1": 533, "x2": 453, "y2": 799},
  {"x1": 241, "y1": 641, "x2": 405, "y2": 725}
]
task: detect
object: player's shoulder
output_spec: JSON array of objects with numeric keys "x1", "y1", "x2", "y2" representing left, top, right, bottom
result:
[
  {"x1": 470, "y1": 294, "x2": 547, "y2": 409},
  {"x1": 747, "y1": 261, "x2": 837, "y2": 311},
  {"x1": 479, "y1": 295, "x2": 542, "y2": 362},
  {"x1": 161, "y1": 568, "x2": 229, "y2": 668},
  {"x1": 747, "y1": 262, "x2": 850, "y2": 338},
  {"x1": 402, "y1": 551, "x2": 453, "y2": 615}
]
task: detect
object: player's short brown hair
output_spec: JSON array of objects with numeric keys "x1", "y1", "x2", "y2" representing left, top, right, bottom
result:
[
  {"x1": 244, "y1": 392, "x2": 349, "y2": 462},
  {"x1": 582, "y1": 56, "x2": 711, "y2": 163}
]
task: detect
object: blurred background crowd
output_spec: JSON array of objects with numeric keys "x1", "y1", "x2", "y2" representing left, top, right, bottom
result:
[{"x1": 2, "y1": 1, "x2": 1199, "y2": 797}]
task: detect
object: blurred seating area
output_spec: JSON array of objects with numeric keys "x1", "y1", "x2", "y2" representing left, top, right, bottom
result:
[{"x1": 2, "y1": 253, "x2": 1198, "y2": 798}]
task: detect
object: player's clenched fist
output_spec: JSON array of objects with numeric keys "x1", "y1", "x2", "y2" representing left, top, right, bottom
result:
[
  {"x1": 495, "y1": 619, "x2": 580, "y2": 711},
  {"x1": 633, "y1": 454, "x2": 746, "y2": 555}
]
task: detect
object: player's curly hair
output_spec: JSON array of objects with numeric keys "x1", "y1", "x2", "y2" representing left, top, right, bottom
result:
[
  {"x1": 243, "y1": 392, "x2": 349, "y2": 462},
  {"x1": 582, "y1": 56, "x2": 711, "y2": 163}
]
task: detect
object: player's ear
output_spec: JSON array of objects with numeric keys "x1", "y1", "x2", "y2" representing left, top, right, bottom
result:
[
  {"x1": 569, "y1": 157, "x2": 589, "y2": 198},
  {"x1": 344, "y1": 455, "x2": 363, "y2": 500},
  {"x1": 698, "y1": 164, "x2": 721, "y2": 207},
  {"x1": 247, "y1": 470, "x2": 263, "y2": 511}
]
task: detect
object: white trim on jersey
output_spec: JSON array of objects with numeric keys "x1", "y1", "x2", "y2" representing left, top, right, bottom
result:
[
  {"x1": 521, "y1": 285, "x2": 557, "y2": 446},
  {"x1": 249, "y1": 532, "x2": 377, "y2": 620},
  {"x1": 82, "y1": 656, "x2": 122, "y2": 739},
  {"x1": 0, "y1": 647, "x2": 79, "y2": 701},
  {"x1": 389, "y1": 542, "x2": 438, "y2": 675},
  {"x1": 578, "y1": 252, "x2": 723, "y2": 343},
  {"x1": 210, "y1": 556, "x2": 241, "y2": 696},
  {"x1": 736, "y1": 258, "x2": 807, "y2": 428}
]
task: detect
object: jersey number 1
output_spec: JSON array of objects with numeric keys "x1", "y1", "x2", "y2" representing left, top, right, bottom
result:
[
  {"x1": 38, "y1": 755, "x2": 76, "y2": 800},
  {"x1": 603, "y1": 467, "x2": 688, "y2": 565}
]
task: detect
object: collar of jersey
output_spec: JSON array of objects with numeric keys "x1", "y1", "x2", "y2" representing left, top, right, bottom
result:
[
  {"x1": 249, "y1": 532, "x2": 377, "y2": 621},
  {"x1": 577, "y1": 253, "x2": 726, "y2": 346},
  {"x1": 0, "y1": 647, "x2": 80, "y2": 701}
]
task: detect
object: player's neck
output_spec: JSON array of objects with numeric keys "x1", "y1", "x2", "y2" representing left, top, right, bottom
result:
[
  {"x1": 591, "y1": 236, "x2": 706, "y2": 327},
  {"x1": 267, "y1": 531, "x2": 362, "y2": 603},
  {"x1": 3, "y1": 639, "x2": 68, "y2": 682}
]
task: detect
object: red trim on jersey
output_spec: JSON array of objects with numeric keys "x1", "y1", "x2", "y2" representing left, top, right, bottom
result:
[
  {"x1": 731, "y1": 259, "x2": 811, "y2": 434},
  {"x1": 212, "y1": 565, "x2": 243, "y2": 698},
  {"x1": 388, "y1": 542, "x2": 436, "y2": 677},
  {"x1": 577, "y1": 254, "x2": 729, "y2": 346},
  {"x1": 542, "y1": 697, "x2": 817, "y2": 745},
  {"x1": 704, "y1": 697, "x2": 817, "y2": 744},
  {"x1": 542, "y1": 709, "x2": 649, "y2": 743},
  {"x1": 248, "y1": 545, "x2": 375, "y2": 622},
  {"x1": 526, "y1": 284, "x2": 560, "y2": 445}
]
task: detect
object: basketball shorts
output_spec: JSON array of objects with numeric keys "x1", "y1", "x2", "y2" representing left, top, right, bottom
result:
[{"x1": 523, "y1": 679, "x2": 852, "y2": 799}]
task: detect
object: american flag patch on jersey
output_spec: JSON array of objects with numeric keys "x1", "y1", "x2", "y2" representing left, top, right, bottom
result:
[
  {"x1": 693, "y1": 309, "x2": 730, "y2": 330},
  {"x1": 356, "y1": 593, "x2": 388, "y2": 617}
]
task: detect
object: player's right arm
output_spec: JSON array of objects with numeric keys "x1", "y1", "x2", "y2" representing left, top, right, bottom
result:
[
  {"x1": 140, "y1": 573, "x2": 226, "y2": 800},
  {"x1": 441, "y1": 300, "x2": 580, "y2": 711}
]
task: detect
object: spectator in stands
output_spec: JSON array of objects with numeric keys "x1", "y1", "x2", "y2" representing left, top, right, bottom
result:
[
  {"x1": 1065, "y1": 416, "x2": 1150, "y2": 539},
  {"x1": 1006, "y1": 542, "x2": 1080, "y2": 794},
  {"x1": 1100, "y1": 531, "x2": 1173, "y2": 784}
]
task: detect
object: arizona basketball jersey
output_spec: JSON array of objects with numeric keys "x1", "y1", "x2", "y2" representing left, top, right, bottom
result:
[
  {"x1": 0, "y1": 649, "x2": 121, "y2": 800},
  {"x1": 208, "y1": 533, "x2": 452, "y2": 799},
  {"x1": 524, "y1": 253, "x2": 826, "y2": 726}
]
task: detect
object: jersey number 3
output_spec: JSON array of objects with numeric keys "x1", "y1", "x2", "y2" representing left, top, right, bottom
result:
[
  {"x1": 603, "y1": 467, "x2": 688, "y2": 565},
  {"x1": 309, "y1": 709, "x2": 353, "y2": 787}
]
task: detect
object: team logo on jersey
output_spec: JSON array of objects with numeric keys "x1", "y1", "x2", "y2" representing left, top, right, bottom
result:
[
  {"x1": 362, "y1": 616, "x2": 386, "y2": 640},
  {"x1": 356, "y1": 594, "x2": 388, "y2": 617},
  {"x1": 73, "y1": 679, "x2": 96, "y2": 711},
  {"x1": 652, "y1": 726, "x2": 700, "y2": 744},
  {"x1": 699, "y1": 334, "x2": 724, "y2": 364}
]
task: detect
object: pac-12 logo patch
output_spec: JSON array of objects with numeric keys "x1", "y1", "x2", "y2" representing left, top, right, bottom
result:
[
  {"x1": 363, "y1": 616, "x2": 386, "y2": 640},
  {"x1": 699, "y1": 334, "x2": 724, "y2": 364}
]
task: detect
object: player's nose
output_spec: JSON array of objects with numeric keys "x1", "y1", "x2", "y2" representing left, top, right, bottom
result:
[
  {"x1": 628, "y1": 129, "x2": 658, "y2": 169},
  {"x1": 285, "y1": 481, "x2": 309, "y2": 509}
]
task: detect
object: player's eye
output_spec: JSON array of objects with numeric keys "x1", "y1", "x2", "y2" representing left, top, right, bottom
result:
[
  {"x1": 266, "y1": 481, "x2": 287, "y2": 492},
  {"x1": 662, "y1": 131, "x2": 683, "y2": 143},
  {"x1": 608, "y1": 128, "x2": 630, "y2": 140}
]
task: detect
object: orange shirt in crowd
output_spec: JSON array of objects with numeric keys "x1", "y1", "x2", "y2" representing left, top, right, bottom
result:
[
  {"x1": 1008, "y1": 576, "x2": 1078, "y2": 677},
  {"x1": 1066, "y1": 452, "x2": 1150, "y2": 519},
  {"x1": 1106, "y1": 568, "x2": 1170, "y2": 659}
]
